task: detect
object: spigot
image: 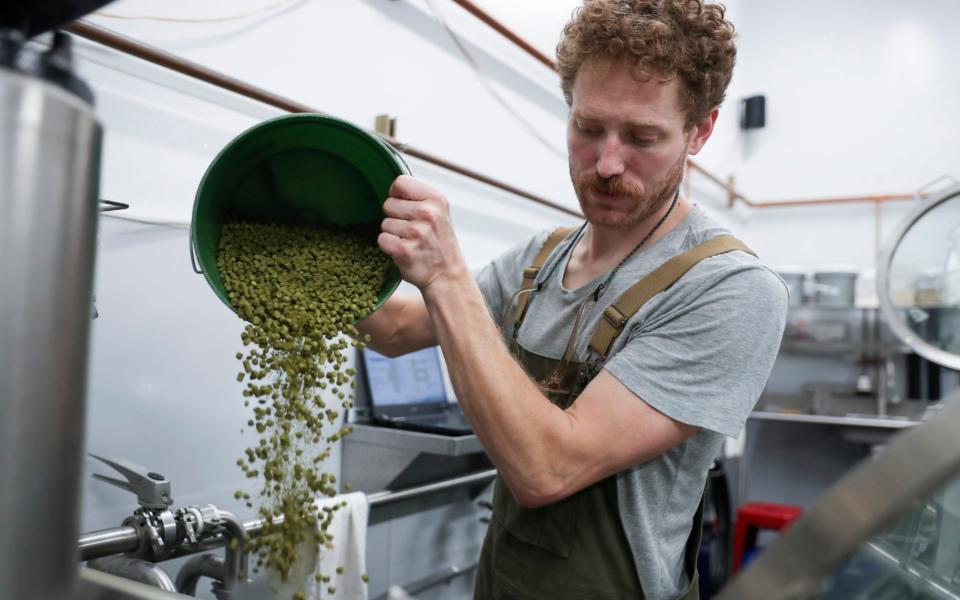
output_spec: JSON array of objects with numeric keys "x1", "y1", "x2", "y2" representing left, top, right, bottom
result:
[{"x1": 90, "y1": 454, "x2": 173, "y2": 509}]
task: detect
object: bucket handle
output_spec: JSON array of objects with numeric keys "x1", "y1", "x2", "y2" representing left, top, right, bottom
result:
[
  {"x1": 381, "y1": 137, "x2": 413, "y2": 175},
  {"x1": 189, "y1": 229, "x2": 203, "y2": 274}
]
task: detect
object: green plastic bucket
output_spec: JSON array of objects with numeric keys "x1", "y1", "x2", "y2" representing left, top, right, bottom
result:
[{"x1": 190, "y1": 113, "x2": 408, "y2": 316}]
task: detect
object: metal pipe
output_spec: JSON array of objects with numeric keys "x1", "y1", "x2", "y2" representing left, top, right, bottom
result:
[
  {"x1": 243, "y1": 468, "x2": 497, "y2": 537},
  {"x1": 86, "y1": 556, "x2": 177, "y2": 593},
  {"x1": 64, "y1": 20, "x2": 581, "y2": 219},
  {"x1": 175, "y1": 554, "x2": 225, "y2": 597},
  {"x1": 79, "y1": 526, "x2": 141, "y2": 561},
  {"x1": 450, "y1": 0, "x2": 557, "y2": 71},
  {"x1": 212, "y1": 510, "x2": 246, "y2": 592},
  {"x1": 79, "y1": 469, "x2": 498, "y2": 566},
  {"x1": 377, "y1": 561, "x2": 479, "y2": 600},
  {"x1": 367, "y1": 468, "x2": 497, "y2": 507}
]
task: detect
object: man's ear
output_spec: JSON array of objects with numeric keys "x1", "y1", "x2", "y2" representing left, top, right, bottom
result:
[{"x1": 686, "y1": 108, "x2": 719, "y2": 155}]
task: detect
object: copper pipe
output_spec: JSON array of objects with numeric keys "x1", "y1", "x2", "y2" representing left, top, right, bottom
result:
[
  {"x1": 686, "y1": 158, "x2": 753, "y2": 206},
  {"x1": 67, "y1": 21, "x2": 314, "y2": 113},
  {"x1": 450, "y1": 0, "x2": 558, "y2": 71},
  {"x1": 746, "y1": 194, "x2": 917, "y2": 209},
  {"x1": 726, "y1": 175, "x2": 736, "y2": 209},
  {"x1": 685, "y1": 159, "x2": 917, "y2": 208},
  {"x1": 874, "y1": 199, "x2": 883, "y2": 258},
  {"x1": 385, "y1": 138, "x2": 578, "y2": 215},
  {"x1": 686, "y1": 159, "x2": 730, "y2": 191},
  {"x1": 65, "y1": 20, "x2": 581, "y2": 219}
]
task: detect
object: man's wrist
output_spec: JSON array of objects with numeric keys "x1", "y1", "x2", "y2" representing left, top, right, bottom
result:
[{"x1": 420, "y1": 268, "x2": 473, "y2": 304}]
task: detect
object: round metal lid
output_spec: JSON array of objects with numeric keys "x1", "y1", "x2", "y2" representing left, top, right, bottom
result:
[{"x1": 877, "y1": 180, "x2": 960, "y2": 370}]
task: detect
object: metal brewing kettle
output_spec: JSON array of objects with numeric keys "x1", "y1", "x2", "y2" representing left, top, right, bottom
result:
[{"x1": 0, "y1": 1, "x2": 110, "y2": 598}]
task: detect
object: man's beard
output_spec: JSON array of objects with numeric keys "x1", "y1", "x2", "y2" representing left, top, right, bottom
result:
[{"x1": 571, "y1": 152, "x2": 686, "y2": 228}]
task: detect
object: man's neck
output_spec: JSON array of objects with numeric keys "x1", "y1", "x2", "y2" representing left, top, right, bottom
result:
[
  {"x1": 581, "y1": 196, "x2": 694, "y2": 264},
  {"x1": 562, "y1": 197, "x2": 694, "y2": 291}
]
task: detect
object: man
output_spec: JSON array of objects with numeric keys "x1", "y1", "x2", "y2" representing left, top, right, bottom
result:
[{"x1": 358, "y1": 1, "x2": 787, "y2": 598}]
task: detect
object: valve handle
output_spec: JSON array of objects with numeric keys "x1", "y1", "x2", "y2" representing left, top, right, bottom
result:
[{"x1": 90, "y1": 453, "x2": 173, "y2": 509}]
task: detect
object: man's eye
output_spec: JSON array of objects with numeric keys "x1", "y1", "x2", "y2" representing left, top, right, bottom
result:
[
  {"x1": 630, "y1": 135, "x2": 658, "y2": 147},
  {"x1": 575, "y1": 121, "x2": 601, "y2": 136}
]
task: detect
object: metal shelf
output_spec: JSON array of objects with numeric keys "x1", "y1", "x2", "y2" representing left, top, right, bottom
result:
[
  {"x1": 779, "y1": 339, "x2": 912, "y2": 356},
  {"x1": 342, "y1": 422, "x2": 491, "y2": 495},
  {"x1": 347, "y1": 423, "x2": 484, "y2": 457},
  {"x1": 749, "y1": 410, "x2": 919, "y2": 429}
]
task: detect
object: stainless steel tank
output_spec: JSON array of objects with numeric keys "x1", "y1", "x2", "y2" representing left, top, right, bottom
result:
[{"x1": 0, "y1": 52, "x2": 102, "y2": 598}]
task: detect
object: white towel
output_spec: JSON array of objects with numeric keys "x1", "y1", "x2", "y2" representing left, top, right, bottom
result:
[
  {"x1": 313, "y1": 491, "x2": 369, "y2": 599},
  {"x1": 250, "y1": 491, "x2": 370, "y2": 599}
]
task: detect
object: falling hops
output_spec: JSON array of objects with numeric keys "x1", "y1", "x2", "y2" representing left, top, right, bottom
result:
[{"x1": 218, "y1": 221, "x2": 386, "y2": 596}]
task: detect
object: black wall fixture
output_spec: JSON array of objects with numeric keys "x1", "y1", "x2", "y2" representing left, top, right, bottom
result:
[{"x1": 740, "y1": 95, "x2": 766, "y2": 130}]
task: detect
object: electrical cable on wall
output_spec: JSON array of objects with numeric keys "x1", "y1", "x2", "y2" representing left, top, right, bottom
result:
[
  {"x1": 102, "y1": 211, "x2": 189, "y2": 229},
  {"x1": 95, "y1": 0, "x2": 299, "y2": 24},
  {"x1": 423, "y1": 0, "x2": 568, "y2": 160}
]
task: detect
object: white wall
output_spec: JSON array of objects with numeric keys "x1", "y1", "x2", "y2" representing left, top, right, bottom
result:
[{"x1": 696, "y1": 0, "x2": 960, "y2": 271}]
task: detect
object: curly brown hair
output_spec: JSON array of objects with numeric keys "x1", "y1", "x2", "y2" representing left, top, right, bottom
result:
[{"x1": 557, "y1": 0, "x2": 737, "y2": 128}]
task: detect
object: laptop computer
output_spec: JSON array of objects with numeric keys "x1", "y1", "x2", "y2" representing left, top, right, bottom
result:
[{"x1": 361, "y1": 346, "x2": 473, "y2": 436}]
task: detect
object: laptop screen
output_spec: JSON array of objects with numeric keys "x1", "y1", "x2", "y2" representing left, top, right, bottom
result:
[{"x1": 362, "y1": 347, "x2": 448, "y2": 411}]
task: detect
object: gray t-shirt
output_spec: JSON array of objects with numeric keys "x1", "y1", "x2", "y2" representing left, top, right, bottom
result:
[{"x1": 475, "y1": 206, "x2": 788, "y2": 600}]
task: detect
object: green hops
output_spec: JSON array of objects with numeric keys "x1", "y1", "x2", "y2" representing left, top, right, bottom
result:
[{"x1": 218, "y1": 221, "x2": 388, "y2": 596}]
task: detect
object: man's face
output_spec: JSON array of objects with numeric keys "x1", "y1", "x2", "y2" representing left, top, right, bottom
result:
[{"x1": 567, "y1": 58, "x2": 708, "y2": 228}]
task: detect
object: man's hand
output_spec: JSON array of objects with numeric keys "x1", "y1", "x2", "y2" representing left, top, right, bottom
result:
[{"x1": 378, "y1": 175, "x2": 470, "y2": 292}]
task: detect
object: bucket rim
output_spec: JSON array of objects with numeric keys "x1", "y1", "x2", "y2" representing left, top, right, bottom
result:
[
  {"x1": 190, "y1": 112, "x2": 408, "y2": 234},
  {"x1": 190, "y1": 112, "x2": 409, "y2": 317}
]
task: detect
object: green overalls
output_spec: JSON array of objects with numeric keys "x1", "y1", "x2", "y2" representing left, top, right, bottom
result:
[{"x1": 474, "y1": 230, "x2": 754, "y2": 600}]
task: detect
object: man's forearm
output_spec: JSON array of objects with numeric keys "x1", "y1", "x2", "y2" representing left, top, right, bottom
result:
[
  {"x1": 422, "y1": 274, "x2": 570, "y2": 506},
  {"x1": 356, "y1": 295, "x2": 436, "y2": 357}
]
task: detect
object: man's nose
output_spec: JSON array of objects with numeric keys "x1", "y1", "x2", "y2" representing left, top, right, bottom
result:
[{"x1": 596, "y1": 135, "x2": 625, "y2": 179}]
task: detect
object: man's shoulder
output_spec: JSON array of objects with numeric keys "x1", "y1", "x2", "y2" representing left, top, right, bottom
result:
[
  {"x1": 502, "y1": 226, "x2": 576, "y2": 267},
  {"x1": 667, "y1": 210, "x2": 789, "y2": 307},
  {"x1": 479, "y1": 225, "x2": 578, "y2": 288}
]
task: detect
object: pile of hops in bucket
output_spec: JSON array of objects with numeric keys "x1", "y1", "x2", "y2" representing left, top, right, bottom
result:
[{"x1": 218, "y1": 221, "x2": 390, "y2": 598}]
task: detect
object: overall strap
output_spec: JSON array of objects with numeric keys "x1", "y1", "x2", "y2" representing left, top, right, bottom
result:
[
  {"x1": 513, "y1": 227, "x2": 575, "y2": 329},
  {"x1": 588, "y1": 235, "x2": 755, "y2": 360}
]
